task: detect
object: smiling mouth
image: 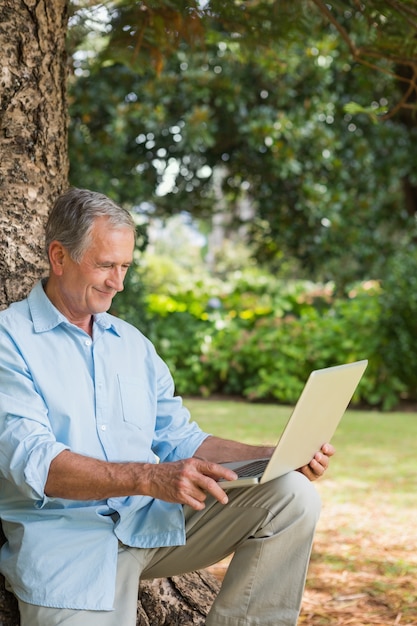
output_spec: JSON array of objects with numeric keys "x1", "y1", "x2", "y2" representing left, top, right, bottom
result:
[{"x1": 95, "y1": 288, "x2": 116, "y2": 296}]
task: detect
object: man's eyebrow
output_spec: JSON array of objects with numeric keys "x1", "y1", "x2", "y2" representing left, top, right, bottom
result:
[{"x1": 96, "y1": 260, "x2": 132, "y2": 267}]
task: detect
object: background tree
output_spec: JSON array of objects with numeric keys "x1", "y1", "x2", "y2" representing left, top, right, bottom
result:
[
  {"x1": 3, "y1": 1, "x2": 417, "y2": 308},
  {"x1": 69, "y1": 0, "x2": 417, "y2": 290}
]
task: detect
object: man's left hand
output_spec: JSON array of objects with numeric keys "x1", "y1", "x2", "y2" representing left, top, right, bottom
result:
[{"x1": 298, "y1": 443, "x2": 335, "y2": 481}]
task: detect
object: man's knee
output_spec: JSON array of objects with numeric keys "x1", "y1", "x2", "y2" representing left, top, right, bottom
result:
[
  {"x1": 282, "y1": 470, "x2": 321, "y2": 517},
  {"x1": 251, "y1": 471, "x2": 321, "y2": 539},
  {"x1": 282, "y1": 470, "x2": 322, "y2": 516}
]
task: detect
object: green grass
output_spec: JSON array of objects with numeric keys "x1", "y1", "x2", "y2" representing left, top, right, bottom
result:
[{"x1": 185, "y1": 398, "x2": 417, "y2": 508}]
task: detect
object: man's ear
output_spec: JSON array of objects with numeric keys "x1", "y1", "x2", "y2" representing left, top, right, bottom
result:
[{"x1": 48, "y1": 241, "x2": 66, "y2": 276}]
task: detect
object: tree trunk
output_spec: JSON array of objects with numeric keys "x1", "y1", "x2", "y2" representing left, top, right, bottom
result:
[
  {"x1": 395, "y1": 63, "x2": 417, "y2": 234},
  {"x1": 0, "y1": 0, "x2": 69, "y2": 309},
  {"x1": 138, "y1": 572, "x2": 220, "y2": 625}
]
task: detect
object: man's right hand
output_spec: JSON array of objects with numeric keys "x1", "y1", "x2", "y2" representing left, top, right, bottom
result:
[{"x1": 142, "y1": 458, "x2": 238, "y2": 510}]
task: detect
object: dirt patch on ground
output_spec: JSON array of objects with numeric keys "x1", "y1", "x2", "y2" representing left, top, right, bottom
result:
[
  {"x1": 300, "y1": 496, "x2": 417, "y2": 626},
  {"x1": 207, "y1": 484, "x2": 417, "y2": 625}
]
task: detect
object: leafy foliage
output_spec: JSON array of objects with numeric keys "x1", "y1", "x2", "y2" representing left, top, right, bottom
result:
[
  {"x1": 113, "y1": 253, "x2": 412, "y2": 409},
  {"x1": 69, "y1": 16, "x2": 417, "y2": 288},
  {"x1": 378, "y1": 248, "x2": 417, "y2": 394}
]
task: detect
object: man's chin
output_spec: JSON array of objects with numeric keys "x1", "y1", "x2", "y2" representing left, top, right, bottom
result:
[{"x1": 91, "y1": 295, "x2": 114, "y2": 314}]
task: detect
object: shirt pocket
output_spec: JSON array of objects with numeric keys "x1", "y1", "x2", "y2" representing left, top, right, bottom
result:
[{"x1": 117, "y1": 375, "x2": 153, "y2": 430}]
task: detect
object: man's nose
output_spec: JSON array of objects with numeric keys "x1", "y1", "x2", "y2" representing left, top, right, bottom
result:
[{"x1": 106, "y1": 268, "x2": 125, "y2": 292}]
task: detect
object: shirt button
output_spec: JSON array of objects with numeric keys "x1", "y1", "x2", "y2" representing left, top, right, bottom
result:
[
  {"x1": 85, "y1": 339, "x2": 92, "y2": 346},
  {"x1": 100, "y1": 425, "x2": 107, "y2": 431}
]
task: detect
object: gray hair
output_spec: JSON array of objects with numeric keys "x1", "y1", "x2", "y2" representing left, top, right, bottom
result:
[{"x1": 45, "y1": 187, "x2": 136, "y2": 263}]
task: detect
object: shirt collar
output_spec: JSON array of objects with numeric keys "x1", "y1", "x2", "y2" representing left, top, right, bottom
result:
[{"x1": 28, "y1": 280, "x2": 121, "y2": 337}]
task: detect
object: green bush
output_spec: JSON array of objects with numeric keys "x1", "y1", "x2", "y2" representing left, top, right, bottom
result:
[
  {"x1": 114, "y1": 254, "x2": 415, "y2": 410},
  {"x1": 202, "y1": 283, "x2": 382, "y2": 405},
  {"x1": 378, "y1": 248, "x2": 417, "y2": 403}
]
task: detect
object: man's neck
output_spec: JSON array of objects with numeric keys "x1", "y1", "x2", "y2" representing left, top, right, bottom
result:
[{"x1": 43, "y1": 278, "x2": 94, "y2": 337}]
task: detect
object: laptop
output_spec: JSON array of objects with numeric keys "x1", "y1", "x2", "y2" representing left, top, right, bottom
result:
[{"x1": 219, "y1": 359, "x2": 368, "y2": 488}]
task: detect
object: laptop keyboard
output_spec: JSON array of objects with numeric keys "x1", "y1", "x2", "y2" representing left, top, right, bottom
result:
[{"x1": 235, "y1": 459, "x2": 269, "y2": 478}]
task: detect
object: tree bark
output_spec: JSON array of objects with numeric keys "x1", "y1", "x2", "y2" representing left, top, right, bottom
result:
[
  {"x1": 138, "y1": 572, "x2": 220, "y2": 625},
  {"x1": 0, "y1": 0, "x2": 69, "y2": 309}
]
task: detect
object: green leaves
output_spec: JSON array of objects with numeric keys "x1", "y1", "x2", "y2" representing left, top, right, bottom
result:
[
  {"x1": 344, "y1": 101, "x2": 389, "y2": 121},
  {"x1": 69, "y1": 0, "x2": 417, "y2": 290},
  {"x1": 114, "y1": 248, "x2": 411, "y2": 408}
]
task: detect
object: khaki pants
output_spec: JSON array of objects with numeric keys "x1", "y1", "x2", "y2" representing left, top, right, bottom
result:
[{"x1": 18, "y1": 471, "x2": 321, "y2": 626}]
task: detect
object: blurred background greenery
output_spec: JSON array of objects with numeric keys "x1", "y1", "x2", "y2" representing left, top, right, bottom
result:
[{"x1": 67, "y1": 2, "x2": 417, "y2": 409}]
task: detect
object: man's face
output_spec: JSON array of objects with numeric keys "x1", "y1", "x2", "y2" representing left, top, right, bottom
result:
[{"x1": 51, "y1": 216, "x2": 135, "y2": 323}]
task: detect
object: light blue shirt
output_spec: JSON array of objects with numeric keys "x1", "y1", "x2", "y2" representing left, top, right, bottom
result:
[{"x1": 0, "y1": 280, "x2": 209, "y2": 610}]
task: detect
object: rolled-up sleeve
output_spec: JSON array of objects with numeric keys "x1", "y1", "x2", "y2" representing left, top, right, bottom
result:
[{"x1": 150, "y1": 351, "x2": 209, "y2": 463}]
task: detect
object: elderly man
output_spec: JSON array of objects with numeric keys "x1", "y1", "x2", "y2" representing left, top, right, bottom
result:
[{"x1": 0, "y1": 187, "x2": 333, "y2": 626}]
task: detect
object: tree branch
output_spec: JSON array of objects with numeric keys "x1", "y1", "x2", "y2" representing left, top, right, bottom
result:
[
  {"x1": 310, "y1": 0, "x2": 417, "y2": 117},
  {"x1": 382, "y1": 70, "x2": 417, "y2": 119},
  {"x1": 310, "y1": 0, "x2": 361, "y2": 59}
]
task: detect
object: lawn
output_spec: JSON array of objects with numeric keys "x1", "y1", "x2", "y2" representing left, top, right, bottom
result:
[{"x1": 185, "y1": 397, "x2": 417, "y2": 626}]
